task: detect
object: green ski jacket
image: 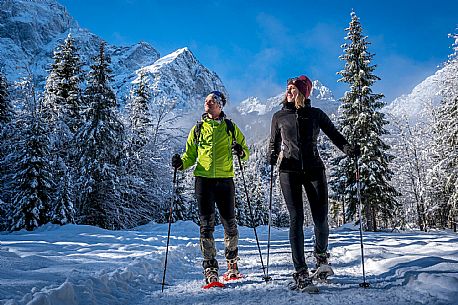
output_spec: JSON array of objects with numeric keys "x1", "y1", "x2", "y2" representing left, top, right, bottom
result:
[{"x1": 181, "y1": 115, "x2": 249, "y2": 178}]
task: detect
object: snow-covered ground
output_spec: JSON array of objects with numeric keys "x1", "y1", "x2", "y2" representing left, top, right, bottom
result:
[{"x1": 0, "y1": 221, "x2": 457, "y2": 305}]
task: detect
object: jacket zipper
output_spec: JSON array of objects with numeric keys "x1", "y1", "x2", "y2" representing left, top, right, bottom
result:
[{"x1": 296, "y1": 111, "x2": 304, "y2": 171}]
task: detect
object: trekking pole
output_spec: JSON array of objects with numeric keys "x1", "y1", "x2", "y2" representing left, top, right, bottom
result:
[
  {"x1": 161, "y1": 167, "x2": 178, "y2": 292},
  {"x1": 235, "y1": 152, "x2": 269, "y2": 280},
  {"x1": 264, "y1": 164, "x2": 274, "y2": 282},
  {"x1": 355, "y1": 157, "x2": 370, "y2": 288}
]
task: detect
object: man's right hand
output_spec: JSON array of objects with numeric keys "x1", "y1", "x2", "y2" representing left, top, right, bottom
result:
[{"x1": 172, "y1": 154, "x2": 183, "y2": 169}]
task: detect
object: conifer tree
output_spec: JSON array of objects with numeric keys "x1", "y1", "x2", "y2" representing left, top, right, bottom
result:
[
  {"x1": 0, "y1": 68, "x2": 13, "y2": 126},
  {"x1": 7, "y1": 77, "x2": 54, "y2": 231},
  {"x1": 128, "y1": 70, "x2": 151, "y2": 151},
  {"x1": 73, "y1": 42, "x2": 125, "y2": 229},
  {"x1": 0, "y1": 68, "x2": 14, "y2": 218},
  {"x1": 43, "y1": 34, "x2": 83, "y2": 133},
  {"x1": 42, "y1": 34, "x2": 82, "y2": 225},
  {"x1": 330, "y1": 11, "x2": 398, "y2": 231}
]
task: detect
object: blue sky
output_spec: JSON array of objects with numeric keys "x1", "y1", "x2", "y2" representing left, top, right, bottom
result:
[{"x1": 59, "y1": 0, "x2": 457, "y2": 104}]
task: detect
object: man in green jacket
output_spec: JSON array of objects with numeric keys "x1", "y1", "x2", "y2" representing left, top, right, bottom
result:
[{"x1": 172, "y1": 91, "x2": 249, "y2": 285}]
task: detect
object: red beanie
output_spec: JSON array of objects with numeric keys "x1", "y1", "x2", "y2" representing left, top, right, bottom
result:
[{"x1": 287, "y1": 75, "x2": 312, "y2": 99}]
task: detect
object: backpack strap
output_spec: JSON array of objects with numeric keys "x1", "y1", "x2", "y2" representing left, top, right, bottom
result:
[
  {"x1": 224, "y1": 118, "x2": 236, "y2": 143},
  {"x1": 193, "y1": 120, "x2": 203, "y2": 146},
  {"x1": 193, "y1": 118, "x2": 236, "y2": 152}
]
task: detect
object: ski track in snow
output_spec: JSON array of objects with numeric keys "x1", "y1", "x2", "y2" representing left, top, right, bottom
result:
[{"x1": 0, "y1": 222, "x2": 457, "y2": 305}]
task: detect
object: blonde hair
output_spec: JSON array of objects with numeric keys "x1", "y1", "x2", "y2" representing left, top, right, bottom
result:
[{"x1": 294, "y1": 91, "x2": 306, "y2": 109}]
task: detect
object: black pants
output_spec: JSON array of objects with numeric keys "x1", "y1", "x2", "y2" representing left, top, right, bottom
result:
[
  {"x1": 195, "y1": 177, "x2": 238, "y2": 269},
  {"x1": 279, "y1": 169, "x2": 329, "y2": 272}
]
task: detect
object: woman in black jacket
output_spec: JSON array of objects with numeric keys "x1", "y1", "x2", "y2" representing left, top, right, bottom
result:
[{"x1": 269, "y1": 75, "x2": 359, "y2": 291}]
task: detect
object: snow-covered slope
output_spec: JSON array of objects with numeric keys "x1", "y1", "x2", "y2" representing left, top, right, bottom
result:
[
  {"x1": 0, "y1": 221, "x2": 456, "y2": 304},
  {"x1": 384, "y1": 62, "x2": 454, "y2": 122},
  {"x1": 0, "y1": 0, "x2": 225, "y2": 114}
]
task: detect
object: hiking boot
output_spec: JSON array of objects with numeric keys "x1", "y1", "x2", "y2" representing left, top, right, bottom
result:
[
  {"x1": 312, "y1": 252, "x2": 334, "y2": 281},
  {"x1": 223, "y1": 257, "x2": 241, "y2": 280},
  {"x1": 291, "y1": 269, "x2": 318, "y2": 293},
  {"x1": 204, "y1": 267, "x2": 219, "y2": 284},
  {"x1": 314, "y1": 252, "x2": 330, "y2": 268}
]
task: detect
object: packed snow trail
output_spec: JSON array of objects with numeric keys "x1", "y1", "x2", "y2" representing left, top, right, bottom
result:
[{"x1": 0, "y1": 222, "x2": 457, "y2": 305}]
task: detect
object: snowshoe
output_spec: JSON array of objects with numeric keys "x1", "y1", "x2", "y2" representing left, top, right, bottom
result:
[
  {"x1": 310, "y1": 252, "x2": 334, "y2": 282},
  {"x1": 310, "y1": 265, "x2": 334, "y2": 282},
  {"x1": 288, "y1": 270, "x2": 319, "y2": 294}
]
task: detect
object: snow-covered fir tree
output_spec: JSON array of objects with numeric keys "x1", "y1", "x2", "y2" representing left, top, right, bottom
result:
[
  {"x1": 426, "y1": 31, "x2": 458, "y2": 228},
  {"x1": 119, "y1": 70, "x2": 158, "y2": 227},
  {"x1": 127, "y1": 70, "x2": 151, "y2": 151},
  {"x1": 6, "y1": 76, "x2": 54, "y2": 231},
  {"x1": 73, "y1": 42, "x2": 125, "y2": 229},
  {"x1": 43, "y1": 34, "x2": 83, "y2": 133},
  {"x1": 330, "y1": 11, "x2": 398, "y2": 231},
  {"x1": 0, "y1": 67, "x2": 13, "y2": 126},
  {"x1": 0, "y1": 68, "x2": 14, "y2": 226},
  {"x1": 42, "y1": 34, "x2": 83, "y2": 225}
]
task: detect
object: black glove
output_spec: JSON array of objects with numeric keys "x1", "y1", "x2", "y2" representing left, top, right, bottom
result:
[
  {"x1": 268, "y1": 153, "x2": 278, "y2": 166},
  {"x1": 343, "y1": 144, "x2": 361, "y2": 158},
  {"x1": 232, "y1": 142, "x2": 245, "y2": 157},
  {"x1": 171, "y1": 154, "x2": 183, "y2": 169}
]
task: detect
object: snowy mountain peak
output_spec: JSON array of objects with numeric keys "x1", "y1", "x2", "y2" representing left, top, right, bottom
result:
[
  {"x1": 129, "y1": 46, "x2": 225, "y2": 112},
  {"x1": 311, "y1": 79, "x2": 335, "y2": 102},
  {"x1": 237, "y1": 96, "x2": 266, "y2": 115},
  {"x1": 142, "y1": 47, "x2": 192, "y2": 74}
]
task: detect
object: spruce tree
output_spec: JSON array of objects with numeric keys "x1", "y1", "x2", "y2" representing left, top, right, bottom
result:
[
  {"x1": 43, "y1": 34, "x2": 82, "y2": 225},
  {"x1": 128, "y1": 70, "x2": 152, "y2": 151},
  {"x1": 0, "y1": 68, "x2": 14, "y2": 220},
  {"x1": 43, "y1": 33, "x2": 83, "y2": 133},
  {"x1": 330, "y1": 11, "x2": 398, "y2": 231},
  {"x1": 0, "y1": 68, "x2": 13, "y2": 126},
  {"x1": 7, "y1": 78, "x2": 54, "y2": 231},
  {"x1": 73, "y1": 42, "x2": 125, "y2": 229}
]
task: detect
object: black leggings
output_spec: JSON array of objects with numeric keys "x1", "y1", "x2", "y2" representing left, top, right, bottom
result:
[
  {"x1": 279, "y1": 169, "x2": 329, "y2": 272},
  {"x1": 195, "y1": 177, "x2": 238, "y2": 268}
]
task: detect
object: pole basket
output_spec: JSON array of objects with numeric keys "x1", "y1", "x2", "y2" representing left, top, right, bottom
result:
[{"x1": 359, "y1": 282, "x2": 370, "y2": 288}]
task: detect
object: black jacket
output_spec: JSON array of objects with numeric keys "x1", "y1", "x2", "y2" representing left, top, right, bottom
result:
[{"x1": 269, "y1": 101, "x2": 348, "y2": 172}]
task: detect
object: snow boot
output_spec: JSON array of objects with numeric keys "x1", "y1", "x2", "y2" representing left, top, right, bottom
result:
[
  {"x1": 314, "y1": 252, "x2": 330, "y2": 268},
  {"x1": 311, "y1": 252, "x2": 334, "y2": 281},
  {"x1": 204, "y1": 267, "x2": 219, "y2": 284},
  {"x1": 290, "y1": 269, "x2": 319, "y2": 293},
  {"x1": 223, "y1": 257, "x2": 242, "y2": 281}
]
